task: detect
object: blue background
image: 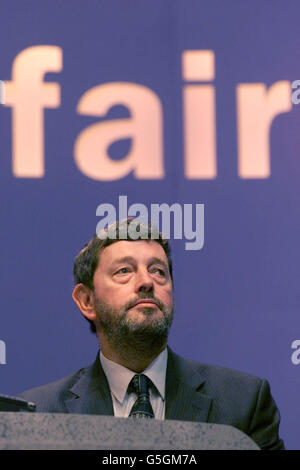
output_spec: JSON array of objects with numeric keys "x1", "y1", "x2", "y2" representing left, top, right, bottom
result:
[{"x1": 1, "y1": 0, "x2": 300, "y2": 449}]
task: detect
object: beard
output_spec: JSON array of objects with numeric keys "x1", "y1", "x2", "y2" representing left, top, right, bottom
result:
[{"x1": 93, "y1": 292, "x2": 174, "y2": 360}]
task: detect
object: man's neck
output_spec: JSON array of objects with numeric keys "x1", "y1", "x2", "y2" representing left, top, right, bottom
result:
[{"x1": 98, "y1": 335, "x2": 167, "y2": 373}]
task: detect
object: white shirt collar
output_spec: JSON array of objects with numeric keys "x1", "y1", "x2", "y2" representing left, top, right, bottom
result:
[{"x1": 100, "y1": 348, "x2": 168, "y2": 405}]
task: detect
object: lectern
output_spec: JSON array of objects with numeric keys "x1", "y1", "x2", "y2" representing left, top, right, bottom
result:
[{"x1": 0, "y1": 412, "x2": 260, "y2": 450}]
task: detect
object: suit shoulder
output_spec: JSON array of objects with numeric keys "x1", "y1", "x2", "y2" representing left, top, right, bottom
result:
[
  {"x1": 197, "y1": 361, "x2": 263, "y2": 386},
  {"x1": 170, "y1": 350, "x2": 264, "y2": 390},
  {"x1": 17, "y1": 366, "x2": 89, "y2": 412}
]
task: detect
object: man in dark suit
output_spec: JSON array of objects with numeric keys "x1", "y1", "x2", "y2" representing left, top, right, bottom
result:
[{"x1": 19, "y1": 218, "x2": 284, "y2": 450}]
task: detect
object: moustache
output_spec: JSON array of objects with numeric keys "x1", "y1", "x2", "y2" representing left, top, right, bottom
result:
[{"x1": 125, "y1": 293, "x2": 164, "y2": 312}]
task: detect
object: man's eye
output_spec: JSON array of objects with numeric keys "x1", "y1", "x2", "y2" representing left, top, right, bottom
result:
[
  {"x1": 152, "y1": 268, "x2": 166, "y2": 277},
  {"x1": 116, "y1": 267, "x2": 130, "y2": 275}
]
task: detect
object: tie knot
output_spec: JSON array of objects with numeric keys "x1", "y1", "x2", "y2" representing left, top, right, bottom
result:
[{"x1": 130, "y1": 374, "x2": 150, "y2": 396}]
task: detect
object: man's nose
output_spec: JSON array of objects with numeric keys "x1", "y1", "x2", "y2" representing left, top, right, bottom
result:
[{"x1": 134, "y1": 268, "x2": 154, "y2": 293}]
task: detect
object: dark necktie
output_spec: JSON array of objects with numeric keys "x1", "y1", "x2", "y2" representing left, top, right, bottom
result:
[{"x1": 128, "y1": 374, "x2": 155, "y2": 419}]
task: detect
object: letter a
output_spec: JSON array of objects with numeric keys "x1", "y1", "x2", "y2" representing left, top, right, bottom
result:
[{"x1": 74, "y1": 82, "x2": 164, "y2": 181}]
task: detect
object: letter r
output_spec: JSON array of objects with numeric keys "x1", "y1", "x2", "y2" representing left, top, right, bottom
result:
[{"x1": 4, "y1": 46, "x2": 62, "y2": 177}]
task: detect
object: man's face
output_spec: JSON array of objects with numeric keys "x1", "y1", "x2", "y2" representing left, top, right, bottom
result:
[{"x1": 91, "y1": 240, "x2": 173, "y2": 351}]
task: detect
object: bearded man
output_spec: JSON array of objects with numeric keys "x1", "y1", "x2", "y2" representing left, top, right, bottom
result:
[{"x1": 19, "y1": 218, "x2": 284, "y2": 449}]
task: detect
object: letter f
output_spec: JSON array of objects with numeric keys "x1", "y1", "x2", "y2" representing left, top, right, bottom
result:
[{"x1": 4, "y1": 46, "x2": 62, "y2": 177}]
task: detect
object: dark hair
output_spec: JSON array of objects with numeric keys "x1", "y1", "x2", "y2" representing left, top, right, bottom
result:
[{"x1": 73, "y1": 218, "x2": 173, "y2": 333}]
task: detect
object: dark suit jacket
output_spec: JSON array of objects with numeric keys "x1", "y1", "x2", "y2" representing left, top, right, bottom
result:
[{"x1": 19, "y1": 348, "x2": 284, "y2": 450}]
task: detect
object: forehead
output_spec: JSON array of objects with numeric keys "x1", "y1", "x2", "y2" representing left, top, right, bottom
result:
[{"x1": 98, "y1": 240, "x2": 168, "y2": 268}]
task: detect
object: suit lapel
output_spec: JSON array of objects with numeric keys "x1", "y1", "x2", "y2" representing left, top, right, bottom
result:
[
  {"x1": 64, "y1": 352, "x2": 114, "y2": 416},
  {"x1": 63, "y1": 349, "x2": 212, "y2": 422},
  {"x1": 165, "y1": 348, "x2": 212, "y2": 422}
]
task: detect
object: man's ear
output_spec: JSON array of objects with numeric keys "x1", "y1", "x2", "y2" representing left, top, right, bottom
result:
[{"x1": 72, "y1": 283, "x2": 97, "y2": 323}]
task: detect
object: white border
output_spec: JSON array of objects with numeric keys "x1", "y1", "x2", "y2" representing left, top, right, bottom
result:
[{"x1": 0, "y1": 81, "x2": 5, "y2": 105}]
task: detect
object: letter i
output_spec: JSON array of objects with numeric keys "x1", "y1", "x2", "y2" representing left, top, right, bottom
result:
[{"x1": 182, "y1": 50, "x2": 216, "y2": 179}]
